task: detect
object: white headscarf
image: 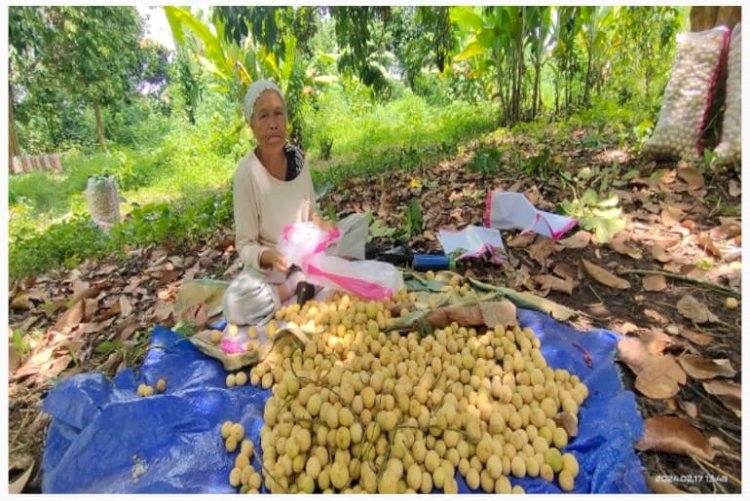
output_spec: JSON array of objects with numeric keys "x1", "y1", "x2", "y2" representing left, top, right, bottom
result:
[{"x1": 243, "y1": 79, "x2": 284, "y2": 124}]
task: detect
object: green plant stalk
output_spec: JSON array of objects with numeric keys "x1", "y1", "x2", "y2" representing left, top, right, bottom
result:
[{"x1": 466, "y1": 276, "x2": 578, "y2": 321}]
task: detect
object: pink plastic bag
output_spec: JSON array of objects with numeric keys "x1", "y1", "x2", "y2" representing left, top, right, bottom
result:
[
  {"x1": 278, "y1": 222, "x2": 404, "y2": 300},
  {"x1": 484, "y1": 191, "x2": 577, "y2": 240}
]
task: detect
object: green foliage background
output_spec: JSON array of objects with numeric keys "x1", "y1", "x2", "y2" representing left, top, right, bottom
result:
[{"x1": 9, "y1": 6, "x2": 694, "y2": 278}]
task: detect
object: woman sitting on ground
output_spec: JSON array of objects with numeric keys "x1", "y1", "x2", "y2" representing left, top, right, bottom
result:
[{"x1": 222, "y1": 79, "x2": 366, "y2": 327}]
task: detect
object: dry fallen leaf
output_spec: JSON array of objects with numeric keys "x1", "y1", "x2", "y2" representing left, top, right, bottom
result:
[
  {"x1": 635, "y1": 416, "x2": 714, "y2": 460},
  {"x1": 676, "y1": 295, "x2": 718, "y2": 324},
  {"x1": 702, "y1": 379, "x2": 741, "y2": 418},
  {"x1": 553, "y1": 262, "x2": 577, "y2": 281},
  {"x1": 158, "y1": 268, "x2": 181, "y2": 287},
  {"x1": 53, "y1": 300, "x2": 84, "y2": 333},
  {"x1": 41, "y1": 354, "x2": 72, "y2": 381},
  {"x1": 427, "y1": 304, "x2": 484, "y2": 328},
  {"x1": 479, "y1": 300, "x2": 518, "y2": 328},
  {"x1": 70, "y1": 284, "x2": 101, "y2": 305},
  {"x1": 635, "y1": 355, "x2": 687, "y2": 399},
  {"x1": 650, "y1": 243, "x2": 672, "y2": 263},
  {"x1": 80, "y1": 318, "x2": 116, "y2": 335},
  {"x1": 554, "y1": 411, "x2": 578, "y2": 438},
  {"x1": 640, "y1": 329, "x2": 675, "y2": 355},
  {"x1": 728, "y1": 179, "x2": 741, "y2": 197},
  {"x1": 99, "y1": 301, "x2": 121, "y2": 321},
  {"x1": 617, "y1": 337, "x2": 650, "y2": 374},
  {"x1": 610, "y1": 236, "x2": 643, "y2": 260},
  {"x1": 9, "y1": 460, "x2": 35, "y2": 494},
  {"x1": 660, "y1": 204, "x2": 684, "y2": 227},
  {"x1": 507, "y1": 233, "x2": 536, "y2": 248},
  {"x1": 581, "y1": 259, "x2": 630, "y2": 289},
  {"x1": 116, "y1": 318, "x2": 141, "y2": 341},
  {"x1": 9, "y1": 344, "x2": 21, "y2": 374},
  {"x1": 642, "y1": 274, "x2": 667, "y2": 292},
  {"x1": 153, "y1": 300, "x2": 174, "y2": 324},
  {"x1": 680, "y1": 400, "x2": 699, "y2": 419},
  {"x1": 528, "y1": 237, "x2": 557, "y2": 264},
  {"x1": 716, "y1": 216, "x2": 741, "y2": 238},
  {"x1": 677, "y1": 166, "x2": 705, "y2": 189},
  {"x1": 182, "y1": 303, "x2": 209, "y2": 328},
  {"x1": 708, "y1": 436, "x2": 739, "y2": 460},
  {"x1": 560, "y1": 231, "x2": 591, "y2": 249},
  {"x1": 643, "y1": 308, "x2": 668, "y2": 325},
  {"x1": 83, "y1": 298, "x2": 99, "y2": 321},
  {"x1": 10, "y1": 292, "x2": 33, "y2": 310},
  {"x1": 617, "y1": 322, "x2": 639, "y2": 335},
  {"x1": 120, "y1": 296, "x2": 134, "y2": 318},
  {"x1": 695, "y1": 233, "x2": 722, "y2": 259},
  {"x1": 678, "y1": 355, "x2": 736, "y2": 380},
  {"x1": 678, "y1": 328, "x2": 713, "y2": 347},
  {"x1": 533, "y1": 274, "x2": 577, "y2": 295}
]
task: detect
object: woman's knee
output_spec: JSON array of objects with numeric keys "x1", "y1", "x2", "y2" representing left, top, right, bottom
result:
[{"x1": 222, "y1": 270, "x2": 280, "y2": 326}]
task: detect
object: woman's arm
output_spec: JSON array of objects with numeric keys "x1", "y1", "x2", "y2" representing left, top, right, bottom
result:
[{"x1": 234, "y1": 163, "x2": 270, "y2": 271}]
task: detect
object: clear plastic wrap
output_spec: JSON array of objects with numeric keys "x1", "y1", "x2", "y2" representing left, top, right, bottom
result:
[
  {"x1": 85, "y1": 176, "x2": 120, "y2": 228},
  {"x1": 714, "y1": 23, "x2": 741, "y2": 165},
  {"x1": 643, "y1": 26, "x2": 730, "y2": 160},
  {"x1": 278, "y1": 221, "x2": 404, "y2": 300}
]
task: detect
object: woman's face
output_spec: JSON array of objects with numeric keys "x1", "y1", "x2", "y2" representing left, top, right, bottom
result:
[{"x1": 250, "y1": 90, "x2": 287, "y2": 150}]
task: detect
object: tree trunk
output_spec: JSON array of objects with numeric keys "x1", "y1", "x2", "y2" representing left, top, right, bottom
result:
[
  {"x1": 583, "y1": 40, "x2": 593, "y2": 109},
  {"x1": 94, "y1": 98, "x2": 108, "y2": 153},
  {"x1": 531, "y1": 59, "x2": 540, "y2": 119},
  {"x1": 9, "y1": 83, "x2": 22, "y2": 162},
  {"x1": 496, "y1": 51, "x2": 508, "y2": 124}
]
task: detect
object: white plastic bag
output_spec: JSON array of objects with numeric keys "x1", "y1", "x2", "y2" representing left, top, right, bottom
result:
[
  {"x1": 278, "y1": 222, "x2": 404, "y2": 300},
  {"x1": 643, "y1": 26, "x2": 730, "y2": 160},
  {"x1": 438, "y1": 225, "x2": 505, "y2": 264},
  {"x1": 715, "y1": 23, "x2": 741, "y2": 165},
  {"x1": 484, "y1": 191, "x2": 577, "y2": 240},
  {"x1": 85, "y1": 176, "x2": 120, "y2": 228}
]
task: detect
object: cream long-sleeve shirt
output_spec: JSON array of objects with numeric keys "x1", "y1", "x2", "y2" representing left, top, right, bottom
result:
[{"x1": 233, "y1": 150, "x2": 315, "y2": 273}]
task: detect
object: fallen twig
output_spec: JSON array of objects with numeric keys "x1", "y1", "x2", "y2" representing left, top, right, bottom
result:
[
  {"x1": 618, "y1": 269, "x2": 740, "y2": 298},
  {"x1": 693, "y1": 455, "x2": 741, "y2": 489}
]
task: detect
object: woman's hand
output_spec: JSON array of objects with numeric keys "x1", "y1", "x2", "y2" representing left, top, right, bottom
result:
[
  {"x1": 312, "y1": 213, "x2": 337, "y2": 233},
  {"x1": 260, "y1": 248, "x2": 289, "y2": 272}
]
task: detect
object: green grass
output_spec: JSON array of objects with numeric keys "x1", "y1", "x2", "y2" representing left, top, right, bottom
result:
[
  {"x1": 8, "y1": 89, "x2": 497, "y2": 279},
  {"x1": 304, "y1": 87, "x2": 497, "y2": 184}
]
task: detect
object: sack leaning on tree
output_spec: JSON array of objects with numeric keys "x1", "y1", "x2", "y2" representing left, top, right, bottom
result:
[{"x1": 85, "y1": 175, "x2": 121, "y2": 229}]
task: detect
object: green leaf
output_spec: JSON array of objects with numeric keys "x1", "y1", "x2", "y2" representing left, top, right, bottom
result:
[
  {"x1": 312, "y1": 75, "x2": 339, "y2": 85},
  {"x1": 404, "y1": 279, "x2": 447, "y2": 293},
  {"x1": 623, "y1": 168, "x2": 640, "y2": 180},
  {"x1": 454, "y1": 39, "x2": 489, "y2": 62},
  {"x1": 649, "y1": 169, "x2": 669, "y2": 181},
  {"x1": 95, "y1": 340, "x2": 121, "y2": 354},
  {"x1": 576, "y1": 167, "x2": 594, "y2": 180},
  {"x1": 450, "y1": 6, "x2": 484, "y2": 32},
  {"x1": 592, "y1": 216, "x2": 625, "y2": 243},
  {"x1": 591, "y1": 207, "x2": 623, "y2": 219},
  {"x1": 580, "y1": 188, "x2": 598, "y2": 207},
  {"x1": 164, "y1": 7, "x2": 234, "y2": 80},
  {"x1": 597, "y1": 194, "x2": 620, "y2": 208},
  {"x1": 370, "y1": 219, "x2": 397, "y2": 238},
  {"x1": 317, "y1": 52, "x2": 338, "y2": 65}
]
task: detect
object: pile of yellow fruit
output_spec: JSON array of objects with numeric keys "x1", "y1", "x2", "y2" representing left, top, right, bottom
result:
[{"x1": 221, "y1": 285, "x2": 588, "y2": 493}]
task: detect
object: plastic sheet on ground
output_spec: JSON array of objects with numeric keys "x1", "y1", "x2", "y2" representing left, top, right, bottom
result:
[{"x1": 42, "y1": 309, "x2": 648, "y2": 493}]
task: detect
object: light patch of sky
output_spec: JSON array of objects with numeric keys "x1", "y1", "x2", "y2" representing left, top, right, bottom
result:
[{"x1": 136, "y1": 5, "x2": 175, "y2": 53}]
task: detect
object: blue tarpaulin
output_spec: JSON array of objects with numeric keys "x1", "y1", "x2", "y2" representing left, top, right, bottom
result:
[{"x1": 41, "y1": 309, "x2": 648, "y2": 493}]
